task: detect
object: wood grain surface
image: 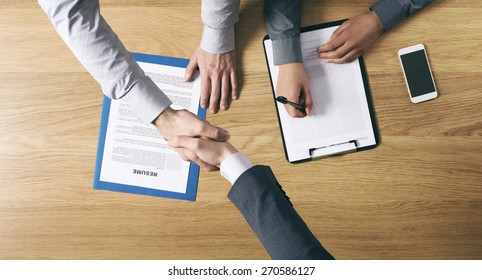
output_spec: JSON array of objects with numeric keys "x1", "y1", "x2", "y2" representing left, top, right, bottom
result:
[{"x1": 0, "y1": 0, "x2": 481, "y2": 259}]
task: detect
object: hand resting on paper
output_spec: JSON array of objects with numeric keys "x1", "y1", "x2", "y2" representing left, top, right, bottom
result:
[
  {"x1": 276, "y1": 63, "x2": 313, "y2": 118},
  {"x1": 154, "y1": 107, "x2": 231, "y2": 171},
  {"x1": 317, "y1": 11, "x2": 384, "y2": 64},
  {"x1": 184, "y1": 47, "x2": 238, "y2": 114}
]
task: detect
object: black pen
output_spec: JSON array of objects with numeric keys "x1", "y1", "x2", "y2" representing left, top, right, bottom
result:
[{"x1": 276, "y1": 96, "x2": 305, "y2": 111}]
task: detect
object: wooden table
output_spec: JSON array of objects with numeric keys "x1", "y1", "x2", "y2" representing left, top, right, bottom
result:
[{"x1": 1, "y1": 0, "x2": 481, "y2": 259}]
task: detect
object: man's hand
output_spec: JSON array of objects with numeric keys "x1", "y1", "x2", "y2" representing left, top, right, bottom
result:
[
  {"x1": 184, "y1": 47, "x2": 238, "y2": 113},
  {"x1": 317, "y1": 11, "x2": 384, "y2": 64},
  {"x1": 154, "y1": 107, "x2": 230, "y2": 171},
  {"x1": 168, "y1": 136, "x2": 238, "y2": 168},
  {"x1": 276, "y1": 63, "x2": 312, "y2": 118}
]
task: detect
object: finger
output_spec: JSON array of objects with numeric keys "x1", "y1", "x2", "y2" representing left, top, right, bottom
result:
[
  {"x1": 175, "y1": 147, "x2": 191, "y2": 162},
  {"x1": 330, "y1": 20, "x2": 350, "y2": 40},
  {"x1": 284, "y1": 104, "x2": 306, "y2": 118},
  {"x1": 209, "y1": 74, "x2": 221, "y2": 113},
  {"x1": 220, "y1": 75, "x2": 229, "y2": 110},
  {"x1": 200, "y1": 75, "x2": 211, "y2": 109},
  {"x1": 184, "y1": 56, "x2": 198, "y2": 82},
  {"x1": 317, "y1": 32, "x2": 345, "y2": 53},
  {"x1": 319, "y1": 41, "x2": 352, "y2": 60},
  {"x1": 204, "y1": 165, "x2": 220, "y2": 172},
  {"x1": 230, "y1": 69, "x2": 238, "y2": 100},
  {"x1": 168, "y1": 112, "x2": 230, "y2": 140},
  {"x1": 303, "y1": 84, "x2": 313, "y2": 117},
  {"x1": 170, "y1": 139, "x2": 219, "y2": 172},
  {"x1": 325, "y1": 48, "x2": 361, "y2": 64},
  {"x1": 168, "y1": 135, "x2": 193, "y2": 149},
  {"x1": 198, "y1": 121, "x2": 230, "y2": 141},
  {"x1": 177, "y1": 147, "x2": 218, "y2": 172}
]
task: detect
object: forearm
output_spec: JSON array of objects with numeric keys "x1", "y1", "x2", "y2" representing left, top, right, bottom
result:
[
  {"x1": 264, "y1": 0, "x2": 302, "y2": 65},
  {"x1": 227, "y1": 165, "x2": 334, "y2": 260},
  {"x1": 200, "y1": 0, "x2": 240, "y2": 54},
  {"x1": 39, "y1": 0, "x2": 171, "y2": 123},
  {"x1": 371, "y1": 0, "x2": 435, "y2": 31}
]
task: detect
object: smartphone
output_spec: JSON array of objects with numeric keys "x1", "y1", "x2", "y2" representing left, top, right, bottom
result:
[{"x1": 398, "y1": 44, "x2": 437, "y2": 103}]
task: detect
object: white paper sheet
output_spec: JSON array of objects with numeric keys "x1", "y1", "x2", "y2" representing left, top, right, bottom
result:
[
  {"x1": 99, "y1": 63, "x2": 200, "y2": 193},
  {"x1": 264, "y1": 25, "x2": 377, "y2": 162}
]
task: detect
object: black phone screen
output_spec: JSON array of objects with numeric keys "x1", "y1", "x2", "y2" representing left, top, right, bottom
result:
[{"x1": 400, "y1": 49, "x2": 435, "y2": 97}]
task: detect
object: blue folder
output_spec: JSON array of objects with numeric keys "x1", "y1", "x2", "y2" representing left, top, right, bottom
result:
[{"x1": 93, "y1": 53, "x2": 204, "y2": 201}]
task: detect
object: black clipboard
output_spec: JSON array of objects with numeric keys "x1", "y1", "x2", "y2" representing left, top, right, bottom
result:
[{"x1": 263, "y1": 20, "x2": 380, "y2": 163}]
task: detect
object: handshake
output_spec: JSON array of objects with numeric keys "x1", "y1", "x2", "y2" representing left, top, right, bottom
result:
[{"x1": 154, "y1": 107, "x2": 237, "y2": 171}]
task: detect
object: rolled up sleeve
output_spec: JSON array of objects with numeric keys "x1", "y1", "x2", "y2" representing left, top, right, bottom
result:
[{"x1": 200, "y1": 0, "x2": 239, "y2": 54}]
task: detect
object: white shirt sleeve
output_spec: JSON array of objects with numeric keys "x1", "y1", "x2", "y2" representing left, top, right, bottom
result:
[
  {"x1": 38, "y1": 0, "x2": 172, "y2": 124},
  {"x1": 200, "y1": 0, "x2": 240, "y2": 54},
  {"x1": 220, "y1": 152, "x2": 253, "y2": 185}
]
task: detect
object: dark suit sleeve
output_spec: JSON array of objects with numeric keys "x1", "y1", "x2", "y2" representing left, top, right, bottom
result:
[
  {"x1": 371, "y1": 0, "x2": 435, "y2": 31},
  {"x1": 227, "y1": 165, "x2": 334, "y2": 260},
  {"x1": 263, "y1": 0, "x2": 302, "y2": 65}
]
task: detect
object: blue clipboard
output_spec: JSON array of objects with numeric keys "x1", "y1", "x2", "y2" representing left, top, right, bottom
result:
[{"x1": 93, "y1": 53, "x2": 205, "y2": 201}]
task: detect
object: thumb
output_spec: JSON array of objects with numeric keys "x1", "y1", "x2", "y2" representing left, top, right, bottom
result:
[
  {"x1": 284, "y1": 104, "x2": 305, "y2": 118},
  {"x1": 302, "y1": 85, "x2": 313, "y2": 117},
  {"x1": 198, "y1": 121, "x2": 230, "y2": 141},
  {"x1": 167, "y1": 135, "x2": 184, "y2": 149},
  {"x1": 184, "y1": 56, "x2": 198, "y2": 82},
  {"x1": 168, "y1": 135, "x2": 197, "y2": 150}
]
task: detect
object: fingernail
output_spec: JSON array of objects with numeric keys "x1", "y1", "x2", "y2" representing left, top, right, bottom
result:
[
  {"x1": 232, "y1": 95, "x2": 238, "y2": 100},
  {"x1": 221, "y1": 104, "x2": 227, "y2": 110}
]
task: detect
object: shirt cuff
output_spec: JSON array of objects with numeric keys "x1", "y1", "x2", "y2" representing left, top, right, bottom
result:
[
  {"x1": 122, "y1": 75, "x2": 172, "y2": 124},
  {"x1": 272, "y1": 37, "x2": 302, "y2": 65},
  {"x1": 200, "y1": 25, "x2": 235, "y2": 54},
  {"x1": 371, "y1": 0, "x2": 405, "y2": 31},
  {"x1": 220, "y1": 152, "x2": 253, "y2": 185}
]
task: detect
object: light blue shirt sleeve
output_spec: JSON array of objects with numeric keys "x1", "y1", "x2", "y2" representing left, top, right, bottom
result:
[
  {"x1": 200, "y1": 0, "x2": 239, "y2": 54},
  {"x1": 38, "y1": 0, "x2": 172, "y2": 124}
]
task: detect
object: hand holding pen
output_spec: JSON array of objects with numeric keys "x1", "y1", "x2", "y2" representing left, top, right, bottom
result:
[
  {"x1": 275, "y1": 63, "x2": 313, "y2": 118},
  {"x1": 276, "y1": 96, "x2": 305, "y2": 111}
]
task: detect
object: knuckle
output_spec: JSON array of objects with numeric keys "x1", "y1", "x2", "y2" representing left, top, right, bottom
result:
[
  {"x1": 193, "y1": 140, "x2": 202, "y2": 150},
  {"x1": 200, "y1": 92, "x2": 209, "y2": 100},
  {"x1": 170, "y1": 136, "x2": 180, "y2": 146},
  {"x1": 210, "y1": 89, "x2": 220, "y2": 97},
  {"x1": 204, "y1": 165, "x2": 217, "y2": 172},
  {"x1": 178, "y1": 151, "x2": 189, "y2": 161},
  {"x1": 190, "y1": 153, "x2": 200, "y2": 163},
  {"x1": 213, "y1": 129, "x2": 222, "y2": 139},
  {"x1": 341, "y1": 57, "x2": 350, "y2": 64},
  {"x1": 222, "y1": 83, "x2": 229, "y2": 92},
  {"x1": 334, "y1": 50, "x2": 343, "y2": 59}
]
